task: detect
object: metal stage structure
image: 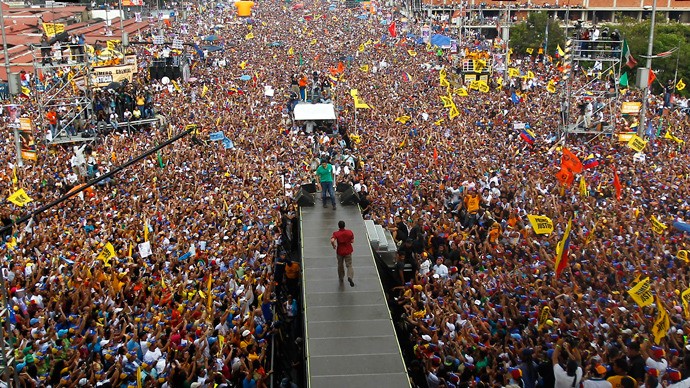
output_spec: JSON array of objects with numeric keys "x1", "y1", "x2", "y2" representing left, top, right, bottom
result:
[
  {"x1": 560, "y1": 39, "x2": 623, "y2": 137},
  {"x1": 299, "y1": 200, "x2": 409, "y2": 388}
]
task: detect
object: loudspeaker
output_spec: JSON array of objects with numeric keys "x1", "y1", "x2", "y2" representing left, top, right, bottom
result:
[
  {"x1": 336, "y1": 182, "x2": 351, "y2": 192},
  {"x1": 340, "y1": 186, "x2": 360, "y2": 205},
  {"x1": 301, "y1": 183, "x2": 317, "y2": 193},
  {"x1": 295, "y1": 188, "x2": 315, "y2": 206}
]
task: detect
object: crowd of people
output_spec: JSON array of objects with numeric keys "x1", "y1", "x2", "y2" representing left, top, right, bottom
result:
[{"x1": 1, "y1": 0, "x2": 689, "y2": 387}]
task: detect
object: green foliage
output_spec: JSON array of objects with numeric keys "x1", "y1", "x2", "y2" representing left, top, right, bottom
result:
[
  {"x1": 604, "y1": 20, "x2": 690, "y2": 95},
  {"x1": 510, "y1": 12, "x2": 566, "y2": 56}
]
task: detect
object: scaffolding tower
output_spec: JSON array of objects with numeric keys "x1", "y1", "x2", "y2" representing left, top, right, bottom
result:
[
  {"x1": 560, "y1": 39, "x2": 623, "y2": 137},
  {"x1": 31, "y1": 44, "x2": 96, "y2": 145}
]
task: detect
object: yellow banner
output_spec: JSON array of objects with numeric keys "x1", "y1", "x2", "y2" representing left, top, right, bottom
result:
[
  {"x1": 527, "y1": 215, "x2": 554, "y2": 235},
  {"x1": 650, "y1": 216, "x2": 667, "y2": 235},
  {"x1": 96, "y1": 242, "x2": 116, "y2": 267},
  {"x1": 620, "y1": 102, "x2": 642, "y2": 114},
  {"x1": 42, "y1": 23, "x2": 65, "y2": 37},
  {"x1": 7, "y1": 188, "x2": 33, "y2": 207},
  {"x1": 652, "y1": 296, "x2": 670, "y2": 345},
  {"x1": 627, "y1": 277, "x2": 653, "y2": 307},
  {"x1": 508, "y1": 68, "x2": 520, "y2": 78},
  {"x1": 91, "y1": 65, "x2": 136, "y2": 87},
  {"x1": 454, "y1": 87, "x2": 468, "y2": 97},
  {"x1": 627, "y1": 134, "x2": 647, "y2": 152},
  {"x1": 682, "y1": 287, "x2": 690, "y2": 319}
]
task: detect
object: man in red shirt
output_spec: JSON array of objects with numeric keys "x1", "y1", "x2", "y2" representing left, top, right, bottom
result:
[{"x1": 331, "y1": 220, "x2": 355, "y2": 287}]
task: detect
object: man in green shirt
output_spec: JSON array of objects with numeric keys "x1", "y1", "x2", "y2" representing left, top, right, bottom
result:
[{"x1": 315, "y1": 159, "x2": 336, "y2": 209}]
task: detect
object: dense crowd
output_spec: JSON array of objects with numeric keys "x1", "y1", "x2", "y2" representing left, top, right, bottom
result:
[{"x1": 1, "y1": 0, "x2": 689, "y2": 387}]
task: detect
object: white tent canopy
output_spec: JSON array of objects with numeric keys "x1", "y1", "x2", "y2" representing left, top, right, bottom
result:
[{"x1": 294, "y1": 103, "x2": 336, "y2": 121}]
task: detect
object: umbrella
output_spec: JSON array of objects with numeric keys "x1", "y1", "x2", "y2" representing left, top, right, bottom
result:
[
  {"x1": 268, "y1": 41, "x2": 284, "y2": 47},
  {"x1": 203, "y1": 35, "x2": 218, "y2": 42},
  {"x1": 292, "y1": 3, "x2": 304, "y2": 10},
  {"x1": 239, "y1": 75, "x2": 252, "y2": 81}
]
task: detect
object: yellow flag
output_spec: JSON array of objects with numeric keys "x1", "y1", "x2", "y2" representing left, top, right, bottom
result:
[
  {"x1": 526, "y1": 48, "x2": 534, "y2": 55},
  {"x1": 664, "y1": 131, "x2": 684, "y2": 144},
  {"x1": 526, "y1": 71, "x2": 535, "y2": 80},
  {"x1": 679, "y1": 250, "x2": 689, "y2": 262},
  {"x1": 11, "y1": 166, "x2": 18, "y2": 186},
  {"x1": 434, "y1": 118, "x2": 444, "y2": 126},
  {"x1": 407, "y1": 50, "x2": 417, "y2": 57},
  {"x1": 473, "y1": 59, "x2": 487, "y2": 73},
  {"x1": 245, "y1": 32, "x2": 254, "y2": 40},
  {"x1": 652, "y1": 295, "x2": 670, "y2": 344},
  {"x1": 201, "y1": 85, "x2": 209, "y2": 98},
  {"x1": 239, "y1": 61, "x2": 247, "y2": 69},
  {"x1": 468, "y1": 80, "x2": 480, "y2": 90},
  {"x1": 508, "y1": 68, "x2": 520, "y2": 78},
  {"x1": 128, "y1": 242, "x2": 133, "y2": 258},
  {"x1": 650, "y1": 216, "x2": 667, "y2": 234},
  {"x1": 359, "y1": 64, "x2": 369, "y2": 72},
  {"x1": 454, "y1": 87, "x2": 468, "y2": 97},
  {"x1": 579, "y1": 176, "x2": 588, "y2": 197},
  {"x1": 287, "y1": 47, "x2": 294, "y2": 56},
  {"x1": 96, "y1": 242, "x2": 116, "y2": 267},
  {"x1": 6, "y1": 237, "x2": 17, "y2": 251},
  {"x1": 7, "y1": 188, "x2": 32, "y2": 207},
  {"x1": 21, "y1": 86, "x2": 31, "y2": 96},
  {"x1": 682, "y1": 287, "x2": 690, "y2": 319},
  {"x1": 496, "y1": 77, "x2": 503, "y2": 89},
  {"x1": 448, "y1": 105, "x2": 459, "y2": 120},
  {"x1": 136, "y1": 366, "x2": 142, "y2": 388},
  {"x1": 358, "y1": 44, "x2": 365, "y2": 52},
  {"x1": 207, "y1": 273, "x2": 213, "y2": 310},
  {"x1": 476, "y1": 81, "x2": 489, "y2": 93},
  {"x1": 171, "y1": 80, "x2": 182, "y2": 92},
  {"x1": 439, "y1": 69, "x2": 450, "y2": 87},
  {"x1": 627, "y1": 134, "x2": 647, "y2": 152},
  {"x1": 538, "y1": 305, "x2": 550, "y2": 329},
  {"x1": 526, "y1": 215, "x2": 554, "y2": 235},
  {"x1": 144, "y1": 220, "x2": 149, "y2": 242},
  {"x1": 440, "y1": 95, "x2": 454, "y2": 108},
  {"x1": 557, "y1": 44, "x2": 565, "y2": 57},
  {"x1": 677, "y1": 79, "x2": 686, "y2": 91},
  {"x1": 395, "y1": 115, "x2": 411, "y2": 124},
  {"x1": 310, "y1": 38, "x2": 317, "y2": 45},
  {"x1": 547, "y1": 80, "x2": 557, "y2": 93},
  {"x1": 353, "y1": 95, "x2": 370, "y2": 109},
  {"x1": 626, "y1": 277, "x2": 653, "y2": 307}
]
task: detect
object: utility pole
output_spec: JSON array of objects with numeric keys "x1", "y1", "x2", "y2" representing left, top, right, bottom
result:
[
  {"x1": 638, "y1": 0, "x2": 656, "y2": 137},
  {"x1": 0, "y1": 4, "x2": 23, "y2": 168},
  {"x1": 502, "y1": 3, "x2": 510, "y2": 82}
]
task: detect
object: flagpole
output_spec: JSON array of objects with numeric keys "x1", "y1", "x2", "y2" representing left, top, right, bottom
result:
[
  {"x1": 638, "y1": 0, "x2": 657, "y2": 137},
  {"x1": 672, "y1": 40, "x2": 681, "y2": 93}
]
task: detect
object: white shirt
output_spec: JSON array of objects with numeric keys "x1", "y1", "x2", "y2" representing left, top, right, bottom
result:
[
  {"x1": 143, "y1": 347, "x2": 162, "y2": 364},
  {"x1": 553, "y1": 364, "x2": 583, "y2": 388},
  {"x1": 582, "y1": 378, "x2": 612, "y2": 388},
  {"x1": 432, "y1": 263, "x2": 448, "y2": 278}
]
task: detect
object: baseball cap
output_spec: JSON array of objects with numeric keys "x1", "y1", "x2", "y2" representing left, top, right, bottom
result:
[
  {"x1": 666, "y1": 368, "x2": 682, "y2": 382},
  {"x1": 646, "y1": 367, "x2": 659, "y2": 377},
  {"x1": 595, "y1": 364, "x2": 607, "y2": 375},
  {"x1": 509, "y1": 367, "x2": 522, "y2": 380}
]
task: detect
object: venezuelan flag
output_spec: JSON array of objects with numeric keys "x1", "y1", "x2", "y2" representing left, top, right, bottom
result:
[
  {"x1": 582, "y1": 154, "x2": 599, "y2": 170},
  {"x1": 554, "y1": 219, "x2": 573, "y2": 278},
  {"x1": 520, "y1": 128, "x2": 536, "y2": 145},
  {"x1": 402, "y1": 72, "x2": 412, "y2": 82}
]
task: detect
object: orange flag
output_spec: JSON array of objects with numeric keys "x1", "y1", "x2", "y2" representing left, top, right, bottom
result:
[
  {"x1": 337, "y1": 61, "x2": 345, "y2": 74},
  {"x1": 555, "y1": 169, "x2": 574, "y2": 187},
  {"x1": 561, "y1": 147, "x2": 583, "y2": 174}
]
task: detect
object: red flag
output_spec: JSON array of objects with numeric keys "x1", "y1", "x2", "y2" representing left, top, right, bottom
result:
[
  {"x1": 613, "y1": 167, "x2": 622, "y2": 200},
  {"x1": 433, "y1": 147, "x2": 438, "y2": 162},
  {"x1": 648, "y1": 69, "x2": 656, "y2": 86},
  {"x1": 388, "y1": 21, "x2": 397, "y2": 38},
  {"x1": 337, "y1": 61, "x2": 344, "y2": 74},
  {"x1": 561, "y1": 147, "x2": 583, "y2": 174}
]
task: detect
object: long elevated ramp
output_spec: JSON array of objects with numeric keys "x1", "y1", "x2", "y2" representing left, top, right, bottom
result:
[{"x1": 300, "y1": 203, "x2": 410, "y2": 388}]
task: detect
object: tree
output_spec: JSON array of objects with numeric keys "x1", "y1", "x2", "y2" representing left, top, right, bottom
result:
[
  {"x1": 510, "y1": 12, "x2": 566, "y2": 57},
  {"x1": 604, "y1": 18, "x2": 690, "y2": 95}
]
